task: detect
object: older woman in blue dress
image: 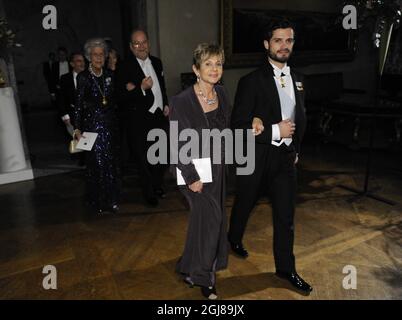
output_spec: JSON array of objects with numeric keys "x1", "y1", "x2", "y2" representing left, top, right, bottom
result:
[{"x1": 74, "y1": 38, "x2": 120, "y2": 214}]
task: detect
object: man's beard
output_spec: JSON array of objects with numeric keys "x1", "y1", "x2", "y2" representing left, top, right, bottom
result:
[{"x1": 268, "y1": 49, "x2": 292, "y2": 63}]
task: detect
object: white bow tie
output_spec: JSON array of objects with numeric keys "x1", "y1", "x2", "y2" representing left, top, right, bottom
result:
[{"x1": 273, "y1": 66, "x2": 290, "y2": 78}]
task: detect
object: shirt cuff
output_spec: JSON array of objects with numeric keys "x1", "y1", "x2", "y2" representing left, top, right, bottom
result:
[
  {"x1": 272, "y1": 124, "x2": 281, "y2": 141},
  {"x1": 61, "y1": 114, "x2": 70, "y2": 121},
  {"x1": 141, "y1": 88, "x2": 146, "y2": 96}
]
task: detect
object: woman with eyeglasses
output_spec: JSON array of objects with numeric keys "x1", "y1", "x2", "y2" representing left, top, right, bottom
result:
[{"x1": 74, "y1": 38, "x2": 121, "y2": 215}]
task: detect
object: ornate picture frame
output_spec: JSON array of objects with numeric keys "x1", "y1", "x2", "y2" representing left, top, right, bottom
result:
[{"x1": 220, "y1": 0, "x2": 358, "y2": 68}]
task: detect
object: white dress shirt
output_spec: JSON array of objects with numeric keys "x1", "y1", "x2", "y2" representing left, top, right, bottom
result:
[
  {"x1": 136, "y1": 57, "x2": 164, "y2": 114},
  {"x1": 59, "y1": 61, "x2": 69, "y2": 79},
  {"x1": 270, "y1": 62, "x2": 296, "y2": 146}
]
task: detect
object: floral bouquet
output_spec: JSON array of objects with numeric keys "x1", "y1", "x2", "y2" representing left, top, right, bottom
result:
[
  {"x1": 0, "y1": 16, "x2": 21, "y2": 87},
  {"x1": 0, "y1": 16, "x2": 21, "y2": 51}
]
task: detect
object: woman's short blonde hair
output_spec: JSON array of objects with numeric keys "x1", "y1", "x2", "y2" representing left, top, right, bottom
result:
[{"x1": 193, "y1": 43, "x2": 225, "y2": 69}]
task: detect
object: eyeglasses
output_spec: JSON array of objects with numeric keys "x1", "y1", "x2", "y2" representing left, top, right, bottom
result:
[
  {"x1": 132, "y1": 40, "x2": 148, "y2": 48},
  {"x1": 91, "y1": 53, "x2": 105, "y2": 58}
]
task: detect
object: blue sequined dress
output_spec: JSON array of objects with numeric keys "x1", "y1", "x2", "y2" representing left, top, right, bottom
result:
[{"x1": 74, "y1": 68, "x2": 120, "y2": 211}]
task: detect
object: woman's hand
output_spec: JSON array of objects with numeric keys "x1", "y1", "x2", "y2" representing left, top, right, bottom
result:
[
  {"x1": 189, "y1": 180, "x2": 203, "y2": 193},
  {"x1": 252, "y1": 117, "x2": 264, "y2": 136},
  {"x1": 74, "y1": 129, "x2": 85, "y2": 141}
]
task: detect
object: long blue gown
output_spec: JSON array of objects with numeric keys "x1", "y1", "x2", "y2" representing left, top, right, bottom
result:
[{"x1": 74, "y1": 68, "x2": 120, "y2": 211}]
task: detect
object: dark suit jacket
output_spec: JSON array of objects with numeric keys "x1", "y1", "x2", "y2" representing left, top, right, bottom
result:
[
  {"x1": 50, "y1": 61, "x2": 72, "y2": 94},
  {"x1": 58, "y1": 72, "x2": 76, "y2": 120},
  {"x1": 115, "y1": 54, "x2": 168, "y2": 116},
  {"x1": 231, "y1": 62, "x2": 306, "y2": 155},
  {"x1": 43, "y1": 61, "x2": 55, "y2": 93}
]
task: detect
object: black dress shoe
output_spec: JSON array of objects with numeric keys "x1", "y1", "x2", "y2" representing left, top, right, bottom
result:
[
  {"x1": 229, "y1": 242, "x2": 249, "y2": 258},
  {"x1": 155, "y1": 188, "x2": 166, "y2": 199},
  {"x1": 275, "y1": 271, "x2": 313, "y2": 294}
]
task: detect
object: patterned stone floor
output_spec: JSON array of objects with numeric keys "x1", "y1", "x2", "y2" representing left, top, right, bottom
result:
[{"x1": 0, "y1": 143, "x2": 401, "y2": 299}]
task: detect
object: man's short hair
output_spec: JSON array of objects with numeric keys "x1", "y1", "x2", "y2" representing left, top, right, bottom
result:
[
  {"x1": 70, "y1": 52, "x2": 84, "y2": 61},
  {"x1": 130, "y1": 28, "x2": 149, "y2": 43},
  {"x1": 58, "y1": 46, "x2": 68, "y2": 53},
  {"x1": 263, "y1": 18, "x2": 295, "y2": 41}
]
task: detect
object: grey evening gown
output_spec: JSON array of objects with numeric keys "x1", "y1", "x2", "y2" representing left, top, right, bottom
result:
[{"x1": 169, "y1": 85, "x2": 230, "y2": 287}]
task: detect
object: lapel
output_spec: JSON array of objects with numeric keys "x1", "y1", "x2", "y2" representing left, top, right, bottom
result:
[
  {"x1": 69, "y1": 73, "x2": 75, "y2": 90},
  {"x1": 189, "y1": 85, "x2": 209, "y2": 128},
  {"x1": 150, "y1": 56, "x2": 164, "y2": 85},
  {"x1": 290, "y1": 70, "x2": 305, "y2": 125},
  {"x1": 130, "y1": 55, "x2": 146, "y2": 80},
  {"x1": 261, "y1": 63, "x2": 282, "y2": 121}
]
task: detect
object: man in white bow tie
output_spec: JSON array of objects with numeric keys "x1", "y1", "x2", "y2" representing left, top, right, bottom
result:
[
  {"x1": 115, "y1": 29, "x2": 169, "y2": 206},
  {"x1": 229, "y1": 18, "x2": 312, "y2": 294}
]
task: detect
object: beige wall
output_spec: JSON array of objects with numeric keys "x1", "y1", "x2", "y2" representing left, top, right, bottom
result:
[{"x1": 148, "y1": 0, "x2": 220, "y2": 97}]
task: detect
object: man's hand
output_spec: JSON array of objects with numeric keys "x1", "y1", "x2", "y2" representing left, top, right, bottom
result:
[
  {"x1": 163, "y1": 105, "x2": 169, "y2": 117},
  {"x1": 252, "y1": 117, "x2": 264, "y2": 136},
  {"x1": 126, "y1": 82, "x2": 136, "y2": 91},
  {"x1": 279, "y1": 119, "x2": 296, "y2": 138},
  {"x1": 141, "y1": 76, "x2": 153, "y2": 90},
  {"x1": 189, "y1": 180, "x2": 203, "y2": 193}
]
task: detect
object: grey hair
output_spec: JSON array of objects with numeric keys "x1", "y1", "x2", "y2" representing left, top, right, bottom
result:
[{"x1": 84, "y1": 38, "x2": 108, "y2": 61}]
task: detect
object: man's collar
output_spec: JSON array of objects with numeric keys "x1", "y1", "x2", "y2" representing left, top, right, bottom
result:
[
  {"x1": 136, "y1": 56, "x2": 151, "y2": 67},
  {"x1": 269, "y1": 60, "x2": 288, "y2": 72}
]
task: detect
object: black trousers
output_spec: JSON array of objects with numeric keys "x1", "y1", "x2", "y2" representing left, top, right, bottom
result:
[
  {"x1": 126, "y1": 108, "x2": 168, "y2": 198},
  {"x1": 228, "y1": 143, "x2": 297, "y2": 273}
]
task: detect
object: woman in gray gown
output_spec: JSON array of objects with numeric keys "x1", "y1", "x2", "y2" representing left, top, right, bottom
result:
[{"x1": 169, "y1": 43, "x2": 230, "y2": 299}]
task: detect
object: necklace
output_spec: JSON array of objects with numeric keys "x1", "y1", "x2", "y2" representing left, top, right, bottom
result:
[
  {"x1": 89, "y1": 64, "x2": 103, "y2": 77},
  {"x1": 89, "y1": 64, "x2": 107, "y2": 106},
  {"x1": 197, "y1": 84, "x2": 217, "y2": 106}
]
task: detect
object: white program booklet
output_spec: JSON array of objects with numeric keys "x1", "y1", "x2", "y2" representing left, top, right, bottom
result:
[
  {"x1": 76, "y1": 132, "x2": 98, "y2": 151},
  {"x1": 176, "y1": 158, "x2": 213, "y2": 186}
]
